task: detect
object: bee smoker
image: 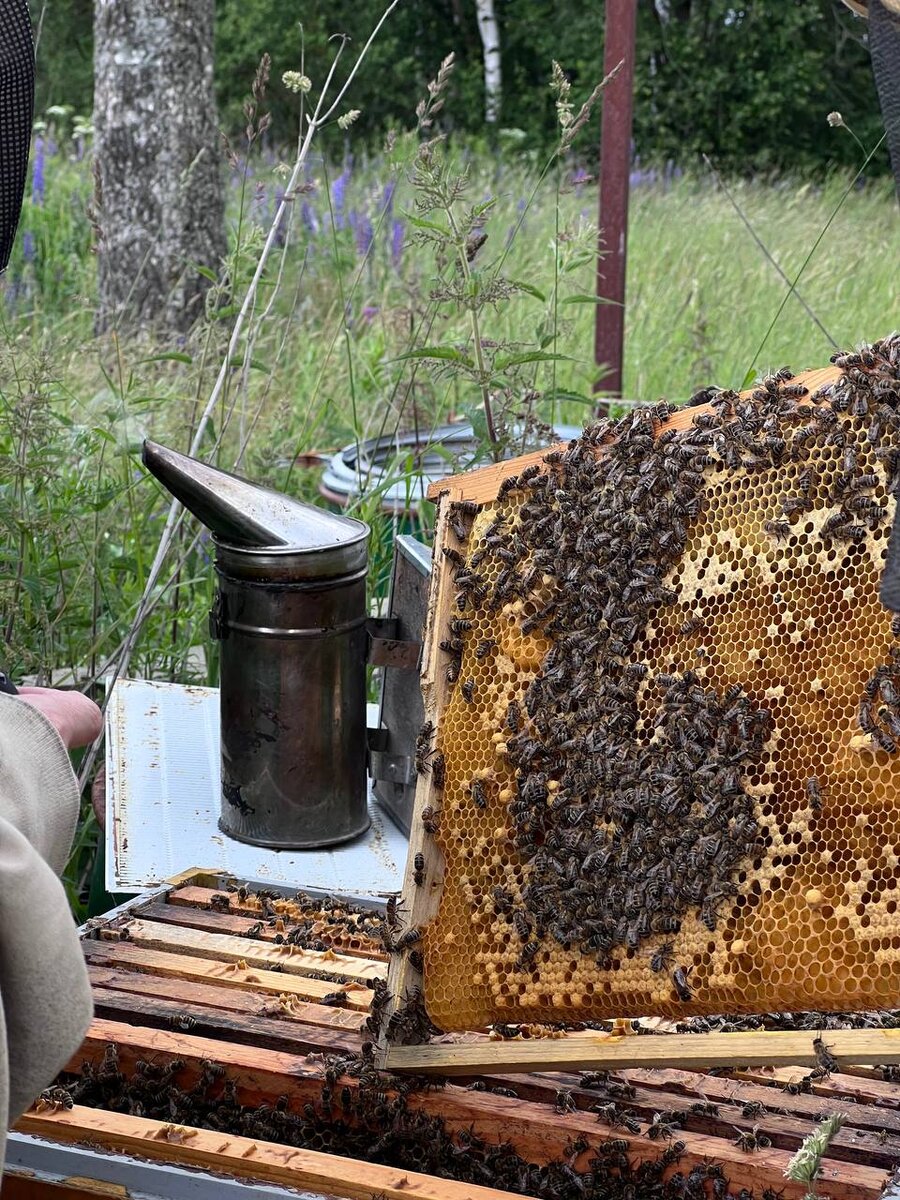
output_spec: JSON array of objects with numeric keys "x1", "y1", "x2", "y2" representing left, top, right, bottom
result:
[{"x1": 142, "y1": 440, "x2": 371, "y2": 849}]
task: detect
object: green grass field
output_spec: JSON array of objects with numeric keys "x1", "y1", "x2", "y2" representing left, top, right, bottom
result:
[{"x1": 0, "y1": 128, "x2": 895, "y2": 912}]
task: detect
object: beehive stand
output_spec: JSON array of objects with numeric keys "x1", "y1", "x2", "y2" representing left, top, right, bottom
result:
[
  {"x1": 12, "y1": 875, "x2": 899, "y2": 1200},
  {"x1": 380, "y1": 343, "x2": 900, "y2": 1075}
]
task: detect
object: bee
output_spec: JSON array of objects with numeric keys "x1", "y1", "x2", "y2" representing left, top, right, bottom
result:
[
  {"x1": 650, "y1": 941, "x2": 675, "y2": 973},
  {"x1": 414, "y1": 721, "x2": 435, "y2": 775},
  {"x1": 497, "y1": 474, "x2": 521, "y2": 500},
  {"x1": 763, "y1": 519, "x2": 790, "y2": 541},
  {"x1": 169, "y1": 1013, "x2": 197, "y2": 1031},
  {"x1": 554, "y1": 1090, "x2": 577, "y2": 1113},
  {"x1": 516, "y1": 940, "x2": 539, "y2": 969},
  {"x1": 421, "y1": 806, "x2": 439, "y2": 834},
  {"x1": 396, "y1": 926, "x2": 421, "y2": 950},
  {"x1": 470, "y1": 779, "x2": 487, "y2": 809},
  {"x1": 431, "y1": 752, "x2": 446, "y2": 790},
  {"x1": 475, "y1": 638, "x2": 497, "y2": 659},
  {"x1": 460, "y1": 679, "x2": 476, "y2": 703},
  {"x1": 740, "y1": 1101, "x2": 765, "y2": 1118},
  {"x1": 813, "y1": 1034, "x2": 839, "y2": 1075},
  {"x1": 689, "y1": 1100, "x2": 720, "y2": 1116},
  {"x1": 413, "y1": 853, "x2": 426, "y2": 886},
  {"x1": 733, "y1": 1125, "x2": 772, "y2": 1152},
  {"x1": 647, "y1": 1113, "x2": 679, "y2": 1140},
  {"x1": 804, "y1": 776, "x2": 822, "y2": 813},
  {"x1": 320, "y1": 991, "x2": 348, "y2": 1007},
  {"x1": 209, "y1": 893, "x2": 231, "y2": 911},
  {"x1": 506, "y1": 700, "x2": 522, "y2": 732},
  {"x1": 446, "y1": 660, "x2": 461, "y2": 684},
  {"x1": 672, "y1": 965, "x2": 693, "y2": 1002}
]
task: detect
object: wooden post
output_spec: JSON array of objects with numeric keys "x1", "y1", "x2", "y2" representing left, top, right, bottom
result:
[{"x1": 594, "y1": 0, "x2": 638, "y2": 410}]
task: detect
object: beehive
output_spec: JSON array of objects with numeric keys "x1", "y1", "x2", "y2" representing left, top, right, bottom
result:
[{"x1": 409, "y1": 336, "x2": 900, "y2": 1033}]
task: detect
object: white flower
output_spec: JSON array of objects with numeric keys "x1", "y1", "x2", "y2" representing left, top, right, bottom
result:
[
  {"x1": 282, "y1": 71, "x2": 312, "y2": 94},
  {"x1": 337, "y1": 109, "x2": 361, "y2": 131},
  {"x1": 827, "y1": 111, "x2": 845, "y2": 128}
]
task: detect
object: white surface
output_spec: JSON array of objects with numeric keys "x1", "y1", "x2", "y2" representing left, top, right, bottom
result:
[{"x1": 105, "y1": 678, "x2": 408, "y2": 896}]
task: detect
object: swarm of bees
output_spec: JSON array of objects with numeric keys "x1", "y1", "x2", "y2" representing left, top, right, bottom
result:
[
  {"x1": 415, "y1": 333, "x2": 900, "y2": 1029},
  {"x1": 56, "y1": 1040, "x2": 751, "y2": 1200}
]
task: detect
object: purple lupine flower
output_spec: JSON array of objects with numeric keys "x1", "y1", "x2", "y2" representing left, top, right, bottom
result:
[
  {"x1": 22, "y1": 231, "x2": 34, "y2": 263},
  {"x1": 380, "y1": 180, "x2": 396, "y2": 218},
  {"x1": 361, "y1": 305, "x2": 379, "y2": 323},
  {"x1": 31, "y1": 136, "x2": 45, "y2": 206},
  {"x1": 390, "y1": 219, "x2": 404, "y2": 267},
  {"x1": 571, "y1": 167, "x2": 591, "y2": 194},
  {"x1": 301, "y1": 201, "x2": 320, "y2": 235},
  {"x1": 350, "y1": 210, "x2": 374, "y2": 256},
  {"x1": 331, "y1": 168, "x2": 350, "y2": 229}
]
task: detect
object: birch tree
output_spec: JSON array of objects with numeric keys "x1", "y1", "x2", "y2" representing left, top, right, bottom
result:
[
  {"x1": 475, "y1": 0, "x2": 502, "y2": 125},
  {"x1": 93, "y1": 0, "x2": 226, "y2": 334}
]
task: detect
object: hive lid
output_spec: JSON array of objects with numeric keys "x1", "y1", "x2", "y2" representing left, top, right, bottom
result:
[{"x1": 142, "y1": 440, "x2": 367, "y2": 551}]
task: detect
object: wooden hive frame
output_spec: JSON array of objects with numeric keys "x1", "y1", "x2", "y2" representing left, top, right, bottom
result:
[
  {"x1": 378, "y1": 360, "x2": 900, "y2": 1076},
  {"x1": 12, "y1": 873, "x2": 900, "y2": 1200}
]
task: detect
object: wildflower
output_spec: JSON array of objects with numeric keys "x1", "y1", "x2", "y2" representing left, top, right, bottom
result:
[
  {"x1": 349, "y1": 211, "x2": 374, "y2": 256},
  {"x1": 331, "y1": 168, "x2": 350, "y2": 229},
  {"x1": 31, "y1": 135, "x2": 45, "y2": 206},
  {"x1": 338, "y1": 109, "x2": 362, "y2": 131},
  {"x1": 361, "y1": 305, "x2": 379, "y2": 323},
  {"x1": 282, "y1": 71, "x2": 311, "y2": 94},
  {"x1": 390, "y1": 219, "x2": 405, "y2": 267},
  {"x1": 827, "y1": 111, "x2": 845, "y2": 128}
]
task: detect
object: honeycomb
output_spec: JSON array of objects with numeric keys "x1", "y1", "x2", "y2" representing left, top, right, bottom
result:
[{"x1": 417, "y1": 336, "x2": 900, "y2": 1032}]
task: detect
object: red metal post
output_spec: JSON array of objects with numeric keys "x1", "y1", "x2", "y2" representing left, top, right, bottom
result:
[{"x1": 594, "y1": 0, "x2": 638, "y2": 409}]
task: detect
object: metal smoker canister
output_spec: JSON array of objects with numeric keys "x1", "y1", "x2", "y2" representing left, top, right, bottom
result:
[{"x1": 141, "y1": 440, "x2": 371, "y2": 849}]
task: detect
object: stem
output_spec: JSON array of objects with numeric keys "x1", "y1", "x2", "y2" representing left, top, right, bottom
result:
[{"x1": 444, "y1": 204, "x2": 499, "y2": 452}]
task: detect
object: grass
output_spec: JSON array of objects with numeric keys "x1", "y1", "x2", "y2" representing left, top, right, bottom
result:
[{"x1": 0, "y1": 116, "x2": 896, "y2": 914}]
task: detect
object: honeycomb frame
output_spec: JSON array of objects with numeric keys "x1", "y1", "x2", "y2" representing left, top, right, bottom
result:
[{"x1": 387, "y1": 350, "x2": 900, "y2": 1036}]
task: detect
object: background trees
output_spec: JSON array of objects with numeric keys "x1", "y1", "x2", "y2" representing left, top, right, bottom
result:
[{"x1": 31, "y1": 0, "x2": 887, "y2": 177}]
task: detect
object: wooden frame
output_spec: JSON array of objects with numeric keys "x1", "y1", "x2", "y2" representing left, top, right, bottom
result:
[{"x1": 376, "y1": 363, "x2": 900, "y2": 1078}]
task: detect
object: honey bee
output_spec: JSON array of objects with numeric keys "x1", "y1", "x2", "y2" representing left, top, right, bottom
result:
[
  {"x1": 421, "y1": 806, "x2": 439, "y2": 835},
  {"x1": 460, "y1": 679, "x2": 476, "y2": 703},
  {"x1": 470, "y1": 779, "x2": 487, "y2": 809},
  {"x1": 672, "y1": 965, "x2": 693, "y2": 1002},
  {"x1": 804, "y1": 776, "x2": 822, "y2": 813},
  {"x1": 431, "y1": 752, "x2": 446, "y2": 790},
  {"x1": 414, "y1": 721, "x2": 435, "y2": 775},
  {"x1": 650, "y1": 941, "x2": 675, "y2": 973},
  {"x1": 441, "y1": 546, "x2": 464, "y2": 566},
  {"x1": 733, "y1": 1125, "x2": 771, "y2": 1152},
  {"x1": 413, "y1": 853, "x2": 426, "y2": 886}
]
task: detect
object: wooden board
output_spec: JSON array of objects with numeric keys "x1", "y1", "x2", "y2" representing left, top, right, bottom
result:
[
  {"x1": 383, "y1": 1029, "x2": 900, "y2": 1075},
  {"x1": 83, "y1": 939, "x2": 373, "y2": 1010},
  {"x1": 105, "y1": 919, "x2": 384, "y2": 984},
  {"x1": 18, "y1": 1107, "x2": 537, "y2": 1200}
]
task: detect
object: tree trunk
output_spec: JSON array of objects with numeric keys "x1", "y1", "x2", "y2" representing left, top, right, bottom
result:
[
  {"x1": 474, "y1": 0, "x2": 501, "y2": 125},
  {"x1": 93, "y1": 0, "x2": 226, "y2": 335}
]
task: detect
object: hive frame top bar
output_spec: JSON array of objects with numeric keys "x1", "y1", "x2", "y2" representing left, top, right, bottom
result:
[{"x1": 426, "y1": 366, "x2": 841, "y2": 505}]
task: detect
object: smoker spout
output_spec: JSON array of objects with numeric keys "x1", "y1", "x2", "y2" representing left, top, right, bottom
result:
[{"x1": 142, "y1": 440, "x2": 364, "y2": 549}]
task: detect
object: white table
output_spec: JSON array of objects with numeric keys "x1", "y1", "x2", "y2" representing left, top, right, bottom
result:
[{"x1": 104, "y1": 678, "x2": 408, "y2": 898}]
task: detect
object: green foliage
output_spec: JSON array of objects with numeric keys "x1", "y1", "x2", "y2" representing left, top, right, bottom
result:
[{"x1": 30, "y1": 0, "x2": 888, "y2": 176}]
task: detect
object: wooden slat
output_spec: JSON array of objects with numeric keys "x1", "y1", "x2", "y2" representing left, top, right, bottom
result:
[
  {"x1": 383, "y1": 1029, "x2": 900, "y2": 1075},
  {"x1": 82, "y1": 940, "x2": 372, "y2": 1011},
  {"x1": 2, "y1": 1176, "x2": 128, "y2": 1199},
  {"x1": 90, "y1": 987, "x2": 361, "y2": 1057},
  {"x1": 738, "y1": 1065, "x2": 900, "y2": 1107},
  {"x1": 621, "y1": 1067, "x2": 900, "y2": 1135},
  {"x1": 475, "y1": 1070, "x2": 900, "y2": 1168},
  {"x1": 103, "y1": 919, "x2": 383, "y2": 984},
  {"x1": 426, "y1": 366, "x2": 841, "y2": 503},
  {"x1": 65, "y1": 1022, "x2": 884, "y2": 1200},
  {"x1": 17, "y1": 1107, "x2": 534, "y2": 1200},
  {"x1": 136, "y1": 898, "x2": 387, "y2": 962},
  {"x1": 87, "y1": 963, "x2": 366, "y2": 1031}
]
